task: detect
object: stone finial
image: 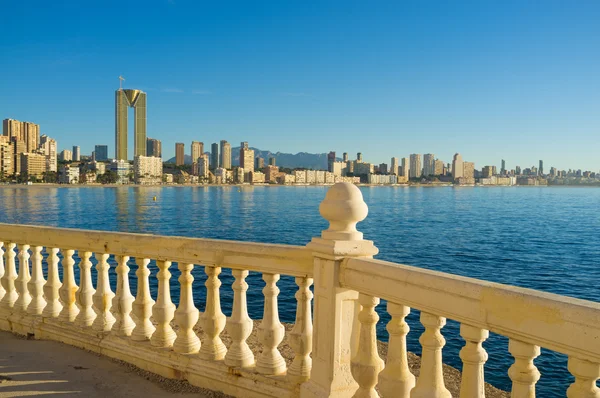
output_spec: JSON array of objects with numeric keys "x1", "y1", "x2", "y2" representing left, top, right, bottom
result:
[
  {"x1": 319, "y1": 183, "x2": 368, "y2": 241},
  {"x1": 307, "y1": 183, "x2": 378, "y2": 258}
]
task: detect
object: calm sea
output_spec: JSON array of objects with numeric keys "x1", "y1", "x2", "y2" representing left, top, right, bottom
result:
[{"x1": 1, "y1": 185, "x2": 599, "y2": 395}]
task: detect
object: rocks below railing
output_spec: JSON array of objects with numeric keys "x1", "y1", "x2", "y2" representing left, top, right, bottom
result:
[{"x1": 194, "y1": 320, "x2": 509, "y2": 398}]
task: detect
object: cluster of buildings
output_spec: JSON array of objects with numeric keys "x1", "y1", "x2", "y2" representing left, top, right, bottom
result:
[
  {"x1": 1, "y1": 119, "x2": 57, "y2": 181},
  {"x1": 4, "y1": 82, "x2": 598, "y2": 187}
]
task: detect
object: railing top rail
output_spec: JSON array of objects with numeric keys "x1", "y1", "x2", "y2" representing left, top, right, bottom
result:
[
  {"x1": 0, "y1": 223, "x2": 313, "y2": 277},
  {"x1": 342, "y1": 257, "x2": 600, "y2": 362}
]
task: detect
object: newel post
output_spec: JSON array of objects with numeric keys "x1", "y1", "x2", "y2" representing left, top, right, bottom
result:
[{"x1": 300, "y1": 183, "x2": 378, "y2": 398}]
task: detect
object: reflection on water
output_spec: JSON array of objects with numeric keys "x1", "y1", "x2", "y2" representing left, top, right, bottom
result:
[{"x1": 0, "y1": 185, "x2": 599, "y2": 395}]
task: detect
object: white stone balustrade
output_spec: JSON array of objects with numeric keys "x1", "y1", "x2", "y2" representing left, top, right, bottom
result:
[{"x1": 0, "y1": 183, "x2": 599, "y2": 398}]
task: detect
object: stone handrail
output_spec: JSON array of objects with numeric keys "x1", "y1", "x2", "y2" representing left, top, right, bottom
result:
[
  {"x1": 341, "y1": 257, "x2": 600, "y2": 362},
  {"x1": 1, "y1": 182, "x2": 599, "y2": 398}
]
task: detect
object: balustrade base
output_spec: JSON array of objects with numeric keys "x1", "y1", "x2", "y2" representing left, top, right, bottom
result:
[{"x1": 1, "y1": 311, "x2": 302, "y2": 398}]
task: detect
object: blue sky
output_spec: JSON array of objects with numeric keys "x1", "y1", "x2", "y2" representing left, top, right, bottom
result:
[{"x1": 1, "y1": 0, "x2": 599, "y2": 170}]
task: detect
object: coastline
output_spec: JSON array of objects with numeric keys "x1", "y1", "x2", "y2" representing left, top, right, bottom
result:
[{"x1": 0, "y1": 183, "x2": 598, "y2": 188}]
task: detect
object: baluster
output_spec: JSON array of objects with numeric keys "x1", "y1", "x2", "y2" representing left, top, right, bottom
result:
[
  {"x1": 27, "y1": 246, "x2": 46, "y2": 315},
  {"x1": 92, "y1": 253, "x2": 115, "y2": 331},
  {"x1": 42, "y1": 248, "x2": 62, "y2": 317},
  {"x1": 567, "y1": 357, "x2": 600, "y2": 398},
  {"x1": 0, "y1": 243, "x2": 17, "y2": 309},
  {"x1": 14, "y1": 244, "x2": 32, "y2": 313},
  {"x1": 351, "y1": 293, "x2": 384, "y2": 398},
  {"x1": 173, "y1": 263, "x2": 200, "y2": 353},
  {"x1": 0, "y1": 242, "x2": 5, "y2": 301},
  {"x1": 132, "y1": 258, "x2": 156, "y2": 341},
  {"x1": 257, "y1": 273, "x2": 286, "y2": 375},
  {"x1": 410, "y1": 312, "x2": 451, "y2": 398},
  {"x1": 58, "y1": 249, "x2": 79, "y2": 322},
  {"x1": 75, "y1": 251, "x2": 96, "y2": 327},
  {"x1": 225, "y1": 269, "x2": 255, "y2": 368},
  {"x1": 151, "y1": 260, "x2": 176, "y2": 347},
  {"x1": 199, "y1": 266, "x2": 227, "y2": 360},
  {"x1": 508, "y1": 339, "x2": 540, "y2": 398},
  {"x1": 459, "y1": 324, "x2": 489, "y2": 398},
  {"x1": 288, "y1": 276, "x2": 314, "y2": 381},
  {"x1": 377, "y1": 303, "x2": 415, "y2": 397},
  {"x1": 112, "y1": 255, "x2": 135, "y2": 336}
]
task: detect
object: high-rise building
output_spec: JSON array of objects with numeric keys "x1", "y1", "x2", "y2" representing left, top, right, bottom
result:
[
  {"x1": 357, "y1": 153, "x2": 363, "y2": 162},
  {"x1": 268, "y1": 157, "x2": 276, "y2": 166},
  {"x1": 409, "y1": 154, "x2": 421, "y2": 178},
  {"x1": 59, "y1": 149, "x2": 73, "y2": 162},
  {"x1": 501, "y1": 159, "x2": 506, "y2": 175},
  {"x1": 146, "y1": 138, "x2": 161, "y2": 158},
  {"x1": 0, "y1": 140, "x2": 14, "y2": 177},
  {"x1": 72, "y1": 146, "x2": 81, "y2": 161},
  {"x1": 423, "y1": 154, "x2": 435, "y2": 176},
  {"x1": 452, "y1": 153, "x2": 464, "y2": 180},
  {"x1": 220, "y1": 140, "x2": 231, "y2": 169},
  {"x1": 2, "y1": 119, "x2": 23, "y2": 142},
  {"x1": 327, "y1": 151, "x2": 336, "y2": 172},
  {"x1": 464, "y1": 162, "x2": 475, "y2": 179},
  {"x1": 516, "y1": 165, "x2": 522, "y2": 175},
  {"x1": 378, "y1": 163, "x2": 388, "y2": 174},
  {"x1": 95, "y1": 145, "x2": 109, "y2": 161},
  {"x1": 40, "y1": 135, "x2": 57, "y2": 172},
  {"x1": 255, "y1": 157, "x2": 264, "y2": 170},
  {"x1": 343, "y1": 153, "x2": 349, "y2": 162},
  {"x1": 115, "y1": 88, "x2": 147, "y2": 160},
  {"x1": 175, "y1": 143, "x2": 185, "y2": 166},
  {"x1": 211, "y1": 143, "x2": 219, "y2": 169},
  {"x1": 434, "y1": 159, "x2": 444, "y2": 176},
  {"x1": 539, "y1": 160, "x2": 544, "y2": 176},
  {"x1": 21, "y1": 153, "x2": 46, "y2": 179},
  {"x1": 390, "y1": 157, "x2": 399, "y2": 175},
  {"x1": 134, "y1": 155, "x2": 163, "y2": 185},
  {"x1": 240, "y1": 141, "x2": 254, "y2": 173},
  {"x1": 191, "y1": 141, "x2": 204, "y2": 163},
  {"x1": 401, "y1": 157, "x2": 409, "y2": 178},
  {"x1": 22, "y1": 122, "x2": 40, "y2": 153},
  {"x1": 198, "y1": 154, "x2": 210, "y2": 179},
  {"x1": 3, "y1": 119, "x2": 39, "y2": 154},
  {"x1": 482, "y1": 166, "x2": 494, "y2": 178},
  {"x1": 12, "y1": 139, "x2": 26, "y2": 175}
]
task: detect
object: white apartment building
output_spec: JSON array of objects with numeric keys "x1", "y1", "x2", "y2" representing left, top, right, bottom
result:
[{"x1": 134, "y1": 155, "x2": 162, "y2": 185}]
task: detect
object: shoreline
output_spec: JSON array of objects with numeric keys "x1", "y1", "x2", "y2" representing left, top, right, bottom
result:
[{"x1": 0, "y1": 183, "x2": 598, "y2": 188}]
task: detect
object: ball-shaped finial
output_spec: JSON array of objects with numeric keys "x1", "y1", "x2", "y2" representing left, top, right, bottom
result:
[{"x1": 319, "y1": 183, "x2": 368, "y2": 241}]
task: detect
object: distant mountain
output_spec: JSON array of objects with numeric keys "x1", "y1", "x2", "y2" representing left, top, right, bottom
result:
[{"x1": 167, "y1": 147, "x2": 337, "y2": 170}]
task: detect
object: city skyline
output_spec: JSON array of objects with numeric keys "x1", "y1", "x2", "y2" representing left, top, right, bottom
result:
[{"x1": 1, "y1": 2, "x2": 599, "y2": 170}]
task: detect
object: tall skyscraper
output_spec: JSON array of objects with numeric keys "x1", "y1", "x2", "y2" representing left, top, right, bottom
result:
[
  {"x1": 328, "y1": 151, "x2": 336, "y2": 172},
  {"x1": 452, "y1": 153, "x2": 464, "y2": 180},
  {"x1": 175, "y1": 143, "x2": 185, "y2": 166},
  {"x1": 95, "y1": 145, "x2": 109, "y2": 161},
  {"x1": 40, "y1": 135, "x2": 57, "y2": 172},
  {"x1": 501, "y1": 159, "x2": 506, "y2": 175},
  {"x1": 434, "y1": 159, "x2": 444, "y2": 175},
  {"x1": 3, "y1": 119, "x2": 39, "y2": 153},
  {"x1": 255, "y1": 157, "x2": 265, "y2": 170},
  {"x1": 211, "y1": 143, "x2": 219, "y2": 169},
  {"x1": 390, "y1": 157, "x2": 399, "y2": 175},
  {"x1": 240, "y1": 141, "x2": 254, "y2": 173},
  {"x1": 146, "y1": 138, "x2": 162, "y2": 158},
  {"x1": 401, "y1": 157, "x2": 409, "y2": 178},
  {"x1": 357, "y1": 153, "x2": 363, "y2": 162},
  {"x1": 423, "y1": 154, "x2": 435, "y2": 176},
  {"x1": 72, "y1": 146, "x2": 81, "y2": 161},
  {"x1": 191, "y1": 141, "x2": 204, "y2": 163},
  {"x1": 343, "y1": 153, "x2": 349, "y2": 162},
  {"x1": 115, "y1": 87, "x2": 147, "y2": 160},
  {"x1": 539, "y1": 160, "x2": 544, "y2": 176},
  {"x1": 464, "y1": 162, "x2": 475, "y2": 179},
  {"x1": 220, "y1": 140, "x2": 231, "y2": 169},
  {"x1": 409, "y1": 154, "x2": 421, "y2": 178}
]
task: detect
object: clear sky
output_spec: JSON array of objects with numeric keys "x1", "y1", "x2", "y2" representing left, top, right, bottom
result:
[{"x1": 1, "y1": 0, "x2": 599, "y2": 170}]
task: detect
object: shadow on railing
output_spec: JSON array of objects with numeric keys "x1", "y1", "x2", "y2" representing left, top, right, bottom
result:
[{"x1": 0, "y1": 183, "x2": 599, "y2": 398}]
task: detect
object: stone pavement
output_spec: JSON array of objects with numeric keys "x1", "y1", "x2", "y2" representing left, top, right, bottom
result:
[{"x1": 0, "y1": 331, "x2": 228, "y2": 398}]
